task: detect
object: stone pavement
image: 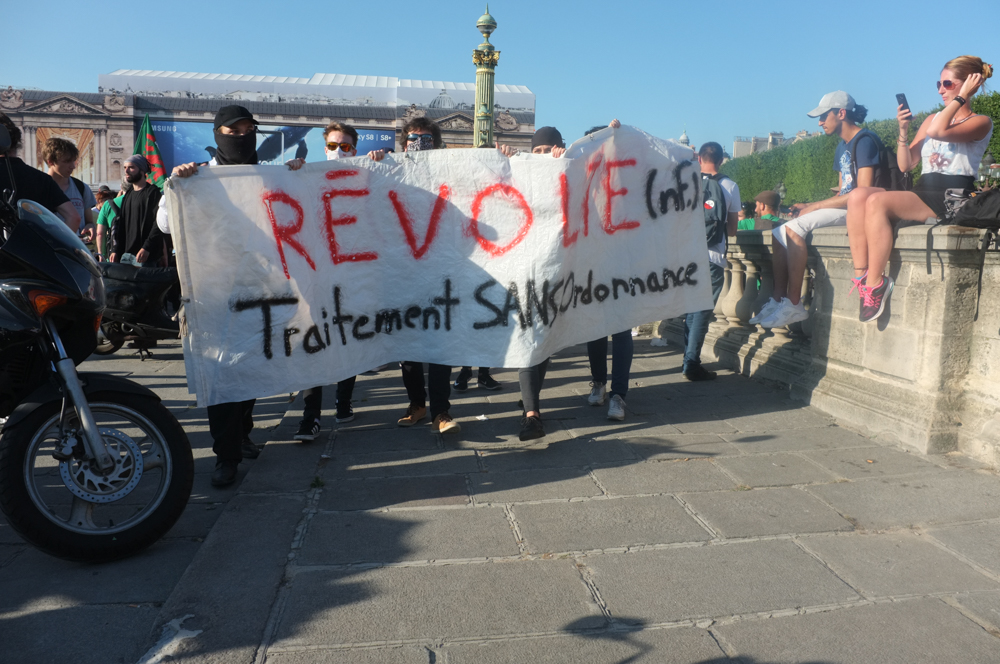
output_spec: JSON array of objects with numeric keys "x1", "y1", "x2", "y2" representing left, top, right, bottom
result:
[{"x1": 4, "y1": 338, "x2": 1000, "y2": 663}]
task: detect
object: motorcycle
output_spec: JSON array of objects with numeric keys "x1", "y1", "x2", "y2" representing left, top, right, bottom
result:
[
  {"x1": 0, "y1": 126, "x2": 193, "y2": 562},
  {"x1": 95, "y1": 263, "x2": 180, "y2": 357}
]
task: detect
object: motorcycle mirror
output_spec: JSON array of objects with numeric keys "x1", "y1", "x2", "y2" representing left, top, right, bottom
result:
[{"x1": 0, "y1": 125, "x2": 10, "y2": 154}]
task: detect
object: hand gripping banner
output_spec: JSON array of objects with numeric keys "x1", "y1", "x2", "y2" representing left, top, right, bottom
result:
[{"x1": 165, "y1": 126, "x2": 713, "y2": 406}]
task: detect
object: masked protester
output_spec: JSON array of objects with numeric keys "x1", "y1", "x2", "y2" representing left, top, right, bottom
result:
[{"x1": 157, "y1": 105, "x2": 305, "y2": 487}]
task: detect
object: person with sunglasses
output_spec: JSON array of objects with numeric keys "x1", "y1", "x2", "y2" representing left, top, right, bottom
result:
[
  {"x1": 391, "y1": 117, "x2": 463, "y2": 434},
  {"x1": 845, "y1": 56, "x2": 994, "y2": 323},
  {"x1": 292, "y1": 122, "x2": 368, "y2": 441},
  {"x1": 753, "y1": 91, "x2": 886, "y2": 329}
]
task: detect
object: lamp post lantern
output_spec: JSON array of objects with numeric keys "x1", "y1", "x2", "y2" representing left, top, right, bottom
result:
[{"x1": 472, "y1": 6, "x2": 500, "y2": 147}]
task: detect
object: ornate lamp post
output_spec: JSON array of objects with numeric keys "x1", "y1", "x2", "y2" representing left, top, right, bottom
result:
[{"x1": 472, "y1": 6, "x2": 499, "y2": 148}]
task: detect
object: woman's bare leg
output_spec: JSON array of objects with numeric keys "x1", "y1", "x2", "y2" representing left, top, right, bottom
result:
[
  {"x1": 863, "y1": 191, "x2": 936, "y2": 287},
  {"x1": 846, "y1": 187, "x2": 879, "y2": 279}
]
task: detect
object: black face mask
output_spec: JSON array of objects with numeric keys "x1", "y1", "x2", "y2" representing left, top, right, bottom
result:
[{"x1": 214, "y1": 131, "x2": 258, "y2": 165}]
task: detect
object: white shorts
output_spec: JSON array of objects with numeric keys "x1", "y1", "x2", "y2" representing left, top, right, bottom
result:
[{"x1": 772, "y1": 208, "x2": 847, "y2": 247}]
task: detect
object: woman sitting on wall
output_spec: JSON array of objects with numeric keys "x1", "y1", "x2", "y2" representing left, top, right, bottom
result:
[{"x1": 845, "y1": 55, "x2": 993, "y2": 323}]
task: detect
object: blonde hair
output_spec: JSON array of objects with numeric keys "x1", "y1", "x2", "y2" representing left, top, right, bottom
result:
[{"x1": 944, "y1": 55, "x2": 993, "y2": 91}]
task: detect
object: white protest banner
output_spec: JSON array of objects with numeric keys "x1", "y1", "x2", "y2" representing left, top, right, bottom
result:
[{"x1": 166, "y1": 126, "x2": 713, "y2": 406}]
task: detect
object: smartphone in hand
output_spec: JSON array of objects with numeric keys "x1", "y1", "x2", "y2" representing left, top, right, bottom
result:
[{"x1": 896, "y1": 93, "x2": 910, "y2": 112}]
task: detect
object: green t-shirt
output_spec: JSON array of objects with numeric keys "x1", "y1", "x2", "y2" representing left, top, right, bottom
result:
[
  {"x1": 737, "y1": 218, "x2": 756, "y2": 231},
  {"x1": 761, "y1": 213, "x2": 783, "y2": 227},
  {"x1": 96, "y1": 194, "x2": 125, "y2": 227}
]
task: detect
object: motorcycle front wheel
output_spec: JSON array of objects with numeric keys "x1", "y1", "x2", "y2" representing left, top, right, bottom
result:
[{"x1": 0, "y1": 391, "x2": 194, "y2": 562}]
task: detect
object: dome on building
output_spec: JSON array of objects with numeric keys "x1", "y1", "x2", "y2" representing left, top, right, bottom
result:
[
  {"x1": 429, "y1": 89, "x2": 456, "y2": 109},
  {"x1": 679, "y1": 128, "x2": 690, "y2": 146}
]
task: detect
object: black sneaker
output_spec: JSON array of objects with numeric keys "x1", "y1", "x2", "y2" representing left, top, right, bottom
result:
[
  {"x1": 453, "y1": 367, "x2": 472, "y2": 392},
  {"x1": 241, "y1": 438, "x2": 261, "y2": 459},
  {"x1": 684, "y1": 364, "x2": 717, "y2": 382},
  {"x1": 518, "y1": 415, "x2": 545, "y2": 441},
  {"x1": 294, "y1": 419, "x2": 321, "y2": 441},
  {"x1": 859, "y1": 275, "x2": 894, "y2": 323},
  {"x1": 477, "y1": 374, "x2": 502, "y2": 391},
  {"x1": 335, "y1": 405, "x2": 354, "y2": 423},
  {"x1": 211, "y1": 460, "x2": 239, "y2": 487}
]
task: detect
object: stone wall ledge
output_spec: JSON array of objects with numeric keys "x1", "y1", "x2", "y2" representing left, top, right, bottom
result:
[{"x1": 658, "y1": 224, "x2": 999, "y2": 467}]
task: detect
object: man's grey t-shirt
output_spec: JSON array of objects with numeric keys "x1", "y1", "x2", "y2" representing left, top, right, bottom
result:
[{"x1": 58, "y1": 177, "x2": 97, "y2": 231}]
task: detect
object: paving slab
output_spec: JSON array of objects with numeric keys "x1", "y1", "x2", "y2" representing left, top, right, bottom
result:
[
  {"x1": 514, "y1": 496, "x2": 711, "y2": 553},
  {"x1": 721, "y1": 426, "x2": 874, "y2": 453},
  {"x1": 951, "y1": 591, "x2": 1000, "y2": 634},
  {"x1": 444, "y1": 625, "x2": 725, "y2": 663},
  {"x1": 802, "y1": 445, "x2": 946, "y2": 479},
  {"x1": 713, "y1": 452, "x2": 840, "y2": 487},
  {"x1": 331, "y1": 426, "x2": 441, "y2": 453},
  {"x1": 929, "y1": 521, "x2": 1000, "y2": 575},
  {"x1": 298, "y1": 507, "x2": 519, "y2": 565},
  {"x1": 593, "y1": 459, "x2": 737, "y2": 495},
  {"x1": 806, "y1": 471, "x2": 1000, "y2": 530},
  {"x1": 0, "y1": 604, "x2": 159, "y2": 664},
  {"x1": 237, "y1": 440, "x2": 327, "y2": 494},
  {"x1": 471, "y1": 467, "x2": 603, "y2": 503},
  {"x1": 479, "y1": 437, "x2": 637, "y2": 472},
  {"x1": 722, "y1": 407, "x2": 835, "y2": 433},
  {"x1": 274, "y1": 560, "x2": 605, "y2": 646},
  {"x1": 680, "y1": 487, "x2": 854, "y2": 538},
  {"x1": 585, "y1": 540, "x2": 859, "y2": 623},
  {"x1": 0, "y1": 539, "x2": 200, "y2": 612},
  {"x1": 621, "y1": 434, "x2": 740, "y2": 461},
  {"x1": 149, "y1": 493, "x2": 306, "y2": 664},
  {"x1": 318, "y1": 475, "x2": 470, "y2": 511},
  {"x1": 715, "y1": 598, "x2": 1000, "y2": 663},
  {"x1": 266, "y1": 647, "x2": 431, "y2": 664},
  {"x1": 329, "y1": 450, "x2": 480, "y2": 478},
  {"x1": 800, "y1": 532, "x2": 1000, "y2": 597}
]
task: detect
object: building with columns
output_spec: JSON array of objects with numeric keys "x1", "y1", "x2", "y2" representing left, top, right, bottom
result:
[{"x1": 0, "y1": 70, "x2": 535, "y2": 191}]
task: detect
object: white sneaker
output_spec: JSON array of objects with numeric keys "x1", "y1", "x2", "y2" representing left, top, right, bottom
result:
[
  {"x1": 588, "y1": 382, "x2": 607, "y2": 406},
  {"x1": 760, "y1": 298, "x2": 808, "y2": 328},
  {"x1": 749, "y1": 298, "x2": 782, "y2": 325},
  {"x1": 607, "y1": 394, "x2": 625, "y2": 421}
]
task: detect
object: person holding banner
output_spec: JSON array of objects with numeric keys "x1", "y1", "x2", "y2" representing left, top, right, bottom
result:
[
  {"x1": 161, "y1": 105, "x2": 307, "y2": 486},
  {"x1": 393, "y1": 117, "x2": 461, "y2": 435},
  {"x1": 292, "y1": 121, "x2": 375, "y2": 441}
]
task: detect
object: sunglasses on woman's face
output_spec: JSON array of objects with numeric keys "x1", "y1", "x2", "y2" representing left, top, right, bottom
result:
[
  {"x1": 936, "y1": 79, "x2": 960, "y2": 91},
  {"x1": 326, "y1": 142, "x2": 354, "y2": 152}
]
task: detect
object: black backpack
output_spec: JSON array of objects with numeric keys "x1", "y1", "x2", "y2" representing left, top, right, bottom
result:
[
  {"x1": 702, "y1": 173, "x2": 730, "y2": 247},
  {"x1": 951, "y1": 188, "x2": 1000, "y2": 230},
  {"x1": 850, "y1": 129, "x2": 912, "y2": 192}
]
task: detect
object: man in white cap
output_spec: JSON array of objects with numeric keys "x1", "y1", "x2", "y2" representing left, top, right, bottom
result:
[
  {"x1": 754, "y1": 91, "x2": 887, "y2": 328},
  {"x1": 109, "y1": 154, "x2": 166, "y2": 266}
]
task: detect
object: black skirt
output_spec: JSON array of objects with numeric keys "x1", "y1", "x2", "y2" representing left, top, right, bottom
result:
[{"x1": 912, "y1": 172, "x2": 975, "y2": 219}]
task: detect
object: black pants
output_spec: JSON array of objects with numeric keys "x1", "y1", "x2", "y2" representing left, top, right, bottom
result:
[
  {"x1": 302, "y1": 377, "x2": 357, "y2": 421},
  {"x1": 208, "y1": 399, "x2": 255, "y2": 463},
  {"x1": 401, "y1": 362, "x2": 452, "y2": 418},
  {"x1": 518, "y1": 359, "x2": 550, "y2": 414}
]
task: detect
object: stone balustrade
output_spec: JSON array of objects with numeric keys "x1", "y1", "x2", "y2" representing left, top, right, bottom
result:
[{"x1": 656, "y1": 224, "x2": 1000, "y2": 468}]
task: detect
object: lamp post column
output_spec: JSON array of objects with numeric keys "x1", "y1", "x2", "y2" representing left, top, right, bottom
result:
[{"x1": 472, "y1": 6, "x2": 499, "y2": 148}]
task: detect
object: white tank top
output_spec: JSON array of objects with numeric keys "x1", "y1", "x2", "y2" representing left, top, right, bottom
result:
[{"x1": 920, "y1": 114, "x2": 993, "y2": 177}]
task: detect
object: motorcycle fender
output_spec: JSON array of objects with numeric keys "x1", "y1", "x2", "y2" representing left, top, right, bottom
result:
[{"x1": 2, "y1": 373, "x2": 161, "y2": 431}]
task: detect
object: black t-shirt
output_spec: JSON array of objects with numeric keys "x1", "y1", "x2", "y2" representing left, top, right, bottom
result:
[{"x1": 0, "y1": 156, "x2": 70, "y2": 214}]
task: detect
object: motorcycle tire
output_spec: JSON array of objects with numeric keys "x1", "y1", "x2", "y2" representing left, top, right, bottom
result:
[
  {"x1": 94, "y1": 322, "x2": 125, "y2": 355},
  {"x1": 0, "y1": 391, "x2": 194, "y2": 562}
]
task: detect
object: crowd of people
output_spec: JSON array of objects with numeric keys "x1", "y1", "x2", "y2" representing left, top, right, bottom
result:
[{"x1": 0, "y1": 53, "x2": 992, "y2": 488}]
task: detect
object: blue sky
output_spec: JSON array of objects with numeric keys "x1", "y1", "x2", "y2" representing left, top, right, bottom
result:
[{"x1": 3, "y1": 0, "x2": 999, "y2": 152}]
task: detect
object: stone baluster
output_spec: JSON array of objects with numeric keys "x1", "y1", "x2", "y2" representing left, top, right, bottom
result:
[
  {"x1": 713, "y1": 257, "x2": 732, "y2": 324},
  {"x1": 735, "y1": 256, "x2": 760, "y2": 326},
  {"x1": 791, "y1": 266, "x2": 815, "y2": 339},
  {"x1": 721, "y1": 254, "x2": 745, "y2": 326}
]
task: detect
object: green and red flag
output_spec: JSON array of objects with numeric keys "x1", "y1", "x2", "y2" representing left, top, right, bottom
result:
[{"x1": 133, "y1": 114, "x2": 167, "y2": 189}]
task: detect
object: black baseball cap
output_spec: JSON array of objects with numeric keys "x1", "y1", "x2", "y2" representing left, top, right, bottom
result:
[
  {"x1": 532, "y1": 126, "x2": 565, "y2": 150},
  {"x1": 214, "y1": 105, "x2": 259, "y2": 130}
]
